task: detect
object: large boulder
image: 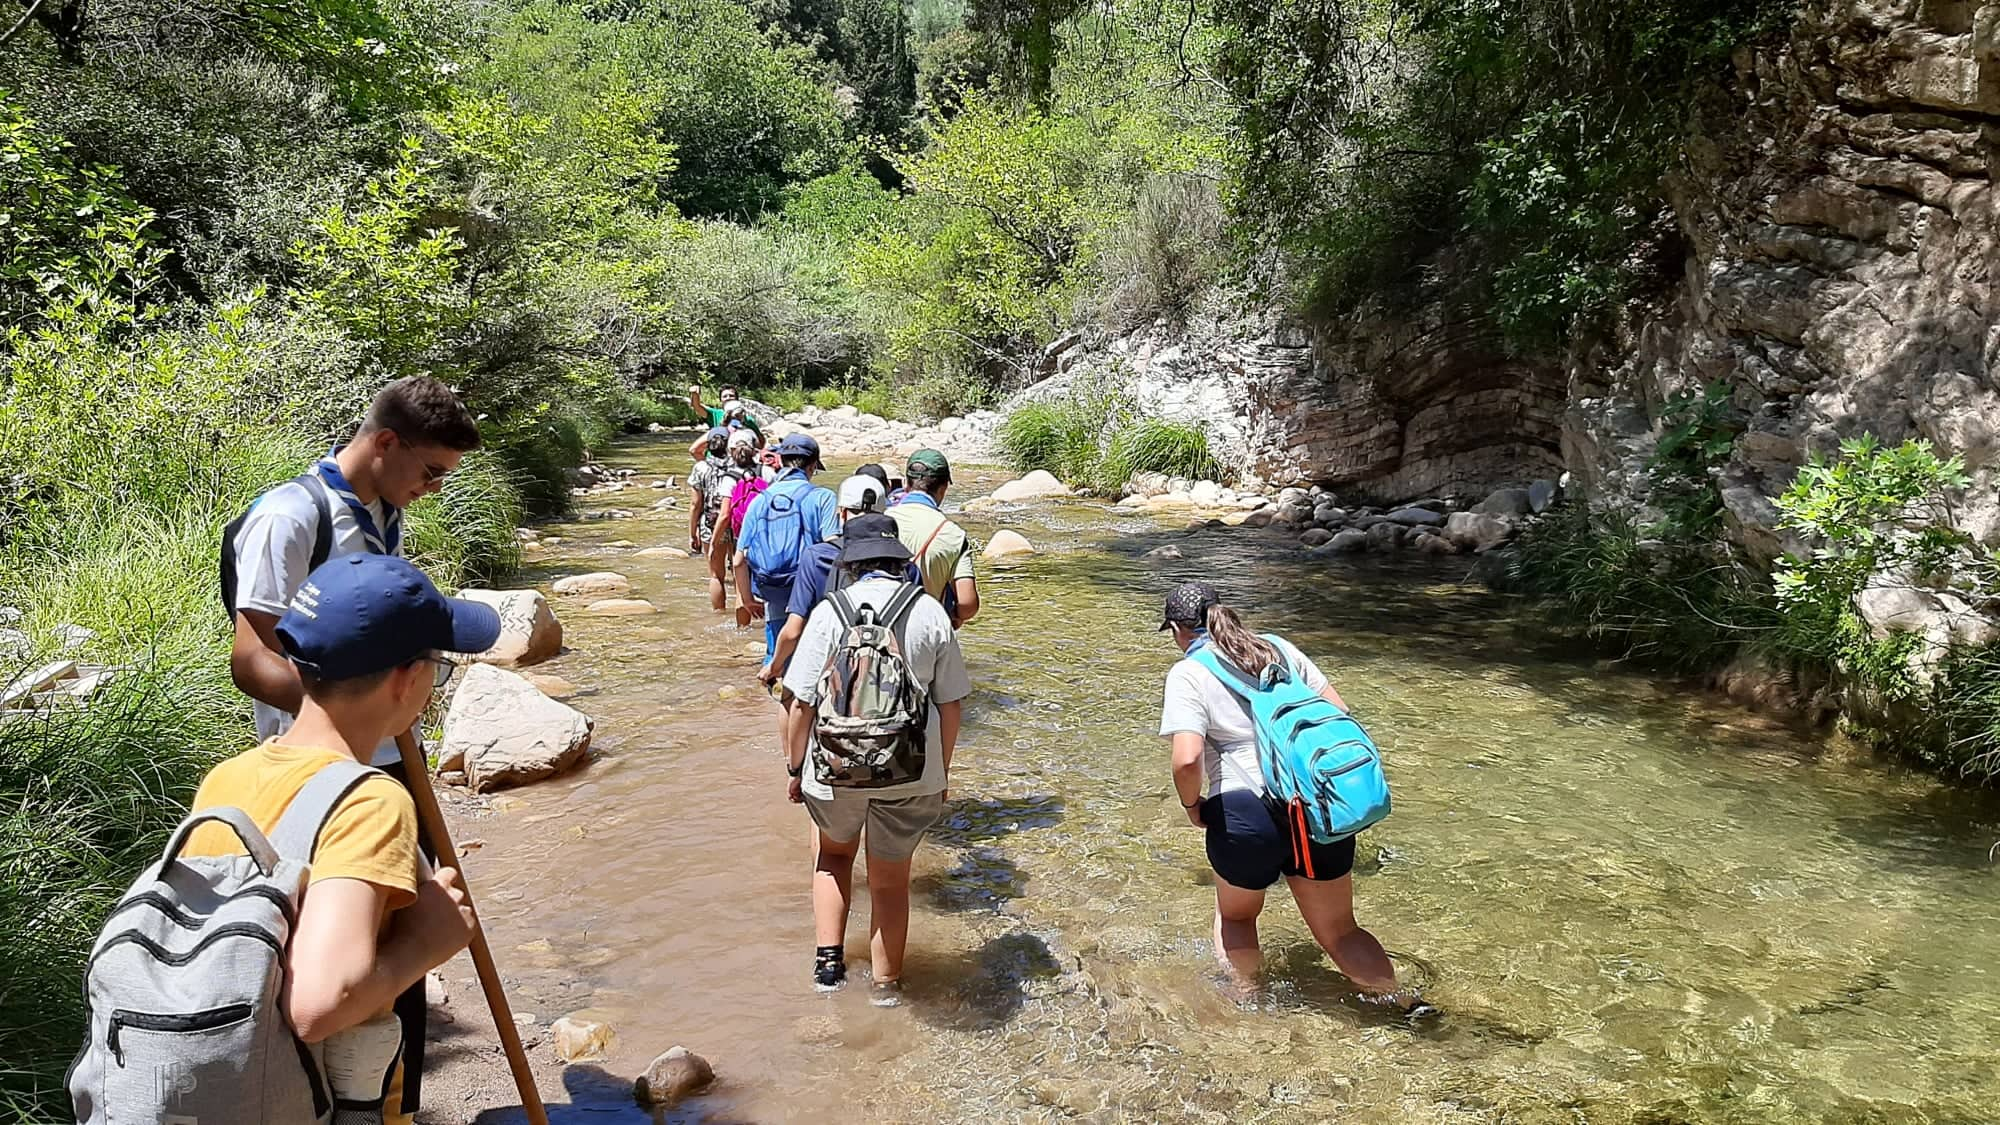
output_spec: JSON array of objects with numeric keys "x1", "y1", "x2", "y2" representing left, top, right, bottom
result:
[
  {"x1": 1415, "y1": 532, "x2": 1460, "y2": 555},
  {"x1": 453, "y1": 590, "x2": 563, "y2": 669},
  {"x1": 1312, "y1": 505, "x2": 1349, "y2": 527},
  {"x1": 1299, "y1": 528, "x2": 1334, "y2": 547},
  {"x1": 983, "y1": 530, "x2": 1037, "y2": 559},
  {"x1": 443, "y1": 665, "x2": 594, "y2": 793},
  {"x1": 990, "y1": 471, "x2": 1072, "y2": 503},
  {"x1": 1445, "y1": 511, "x2": 1516, "y2": 553},
  {"x1": 1125, "y1": 470, "x2": 1171, "y2": 498},
  {"x1": 1241, "y1": 509, "x2": 1276, "y2": 529},
  {"x1": 1472, "y1": 488, "x2": 1533, "y2": 517},
  {"x1": 551, "y1": 571, "x2": 630, "y2": 597},
  {"x1": 1188, "y1": 480, "x2": 1224, "y2": 506}
]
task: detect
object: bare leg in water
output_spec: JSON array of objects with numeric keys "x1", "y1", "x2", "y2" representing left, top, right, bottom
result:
[
  {"x1": 1287, "y1": 873, "x2": 1402, "y2": 998},
  {"x1": 864, "y1": 850, "x2": 914, "y2": 983},
  {"x1": 813, "y1": 830, "x2": 859, "y2": 950},
  {"x1": 1212, "y1": 880, "x2": 1266, "y2": 981}
]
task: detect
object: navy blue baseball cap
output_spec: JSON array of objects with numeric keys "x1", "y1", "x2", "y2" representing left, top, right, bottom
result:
[
  {"x1": 277, "y1": 554, "x2": 502, "y2": 680},
  {"x1": 773, "y1": 432, "x2": 823, "y2": 469}
]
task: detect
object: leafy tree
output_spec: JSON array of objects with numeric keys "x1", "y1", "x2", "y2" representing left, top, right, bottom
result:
[
  {"x1": 966, "y1": 0, "x2": 1086, "y2": 107},
  {"x1": 0, "y1": 96, "x2": 158, "y2": 329}
]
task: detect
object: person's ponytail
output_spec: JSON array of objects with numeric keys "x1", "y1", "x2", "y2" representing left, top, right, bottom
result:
[{"x1": 1205, "y1": 605, "x2": 1280, "y2": 678}]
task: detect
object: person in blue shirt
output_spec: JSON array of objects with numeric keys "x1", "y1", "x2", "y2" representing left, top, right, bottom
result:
[
  {"x1": 760, "y1": 475, "x2": 921, "y2": 691},
  {"x1": 733, "y1": 432, "x2": 840, "y2": 662}
]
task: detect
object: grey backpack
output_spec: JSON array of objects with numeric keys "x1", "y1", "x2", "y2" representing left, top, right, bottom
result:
[
  {"x1": 69, "y1": 758, "x2": 380, "y2": 1125},
  {"x1": 811, "y1": 584, "x2": 930, "y2": 789}
]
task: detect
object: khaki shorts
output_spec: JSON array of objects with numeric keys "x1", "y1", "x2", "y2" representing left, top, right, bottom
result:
[{"x1": 804, "y1": 791, "x2": 948, "y2": 862}]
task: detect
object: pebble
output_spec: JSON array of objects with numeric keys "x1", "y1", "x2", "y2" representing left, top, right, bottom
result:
[{"x1": 551, "y1": 1015, "x2": 614, "y2": 1062}]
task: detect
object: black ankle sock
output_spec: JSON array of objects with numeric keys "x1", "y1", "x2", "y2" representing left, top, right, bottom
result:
[{"x1": 815, "y1": 945, "x2": 844, "y2": 962}]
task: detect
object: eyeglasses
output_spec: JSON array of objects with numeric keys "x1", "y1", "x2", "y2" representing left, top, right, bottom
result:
[
  {"x1": 427, "y1": 655, "x2": 458, "y2": 689},
  {"x1": 394, "y1": 434, "x2": 453, "y2": 483}
]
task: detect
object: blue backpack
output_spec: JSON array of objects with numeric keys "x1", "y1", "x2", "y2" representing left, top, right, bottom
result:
[
  {"x1": 1190, "y1": 636, "x2": 1391, "y2": 844},
  {"x1": 744, "y1": 478, "x2": 816, "y2": 586}
]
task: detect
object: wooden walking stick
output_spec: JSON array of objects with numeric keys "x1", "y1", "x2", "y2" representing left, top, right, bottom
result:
[{"x1": 396, "y1": 730, "x2": 550, "y2": 1125}]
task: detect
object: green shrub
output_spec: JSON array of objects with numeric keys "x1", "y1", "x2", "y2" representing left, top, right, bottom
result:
[
  {"x1": 1102, "y1": 419, "x2": 1220, "y2": 488},
  {"x1": 894, "y1": 368, "x2": 992, "y2": 421},
  {"x1": 1096, "y1": 173, "x2": 1225, "y2": 333},
  {"x1": 1504, "y1": 502, "x2": 1777, "y2": 673}
]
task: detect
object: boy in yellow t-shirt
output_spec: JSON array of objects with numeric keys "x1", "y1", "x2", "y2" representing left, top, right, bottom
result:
[{"x1": 186, "y1": 553, "x2": 498, "y2": 1123}]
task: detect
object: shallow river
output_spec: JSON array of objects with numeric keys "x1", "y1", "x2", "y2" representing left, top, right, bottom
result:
[{"x1": 452, "y1": 433, "x2": 2000, "y2": 1124}]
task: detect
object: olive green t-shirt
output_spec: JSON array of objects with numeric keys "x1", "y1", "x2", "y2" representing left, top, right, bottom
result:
[{"x1": 888, "y1": 499, "x2": 974, "y2": 601}]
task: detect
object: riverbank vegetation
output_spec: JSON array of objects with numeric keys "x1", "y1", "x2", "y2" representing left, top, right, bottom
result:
[
  {"x1": 1509, "y1": 415, "x2": 2000, "y2": 778},
  {"x1": 999, "y1": 391, "x2": 1220, "y2": 493}
]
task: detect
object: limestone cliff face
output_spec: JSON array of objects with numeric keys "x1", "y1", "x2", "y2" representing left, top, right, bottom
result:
[
  {"x1": 1032, "y1": 302, "x2": 1566, "y2": 502},
  {"x1": 1569, "y1": 0, "x2": 2000, "y2": 571}
]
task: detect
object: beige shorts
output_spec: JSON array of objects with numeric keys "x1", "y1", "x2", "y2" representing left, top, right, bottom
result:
[{"x1": 804, "y1": 791, "x2": 948, "y2": 862}]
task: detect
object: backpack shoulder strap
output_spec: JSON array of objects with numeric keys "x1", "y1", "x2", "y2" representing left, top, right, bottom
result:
[
  {"x1": 881, "y1": 581, "x2": 925, "y2": 630},
  {"x1": 915, "y1": 518, "x2": 947, "y2": 562},
  {"x1": 829, "y1": 589, "x2": 859, "y2": 630},
  {"x1": 1188, "y1": 646, "x2": 1260, "y2": 701},
  {"x1": 269, "y1": 758, "x2": 382, "y2": 863},
  {"x1": 300, "y1": 475, "x2": 335, "y2": 569}
]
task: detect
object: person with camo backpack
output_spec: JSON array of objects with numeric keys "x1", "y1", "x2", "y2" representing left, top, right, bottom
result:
[{"x1": 780, "y1": 514, "x2": 971, "y2": 1006}]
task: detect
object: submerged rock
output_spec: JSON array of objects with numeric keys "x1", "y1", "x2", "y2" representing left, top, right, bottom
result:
[
  {"x1": 583, "y1": 598, "x2": 657, "y2": 616},
  {"x1": 444, "y1": 665, "x2": 593, "y2": 792},
  {"x1": 551, "y1": 571, "x2": 631, "y2": 596},
  {"x1": 983, "y1": 530, "x2": 1037, "y2": 559},
  {"x1": 1299, "y1": 528, "x2": 1334, "y2": 547},
  {"x1": 1145, "y1": 544, "x2": 1185, "y2": 560},
  {"x1": 634, "y1": 1046, "x2": 715, "y2": 1106},
  {"x1": 636, "y1": 545, "x2": 691, "y2": 559},
  {"x1": 1325, "y1": 528, "x2": 1370, "y2": 553}
]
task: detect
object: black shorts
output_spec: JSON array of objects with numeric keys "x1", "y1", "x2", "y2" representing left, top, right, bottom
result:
[{"x1": 1203, "y1": 789, "x2": 1357, "y2": 890}]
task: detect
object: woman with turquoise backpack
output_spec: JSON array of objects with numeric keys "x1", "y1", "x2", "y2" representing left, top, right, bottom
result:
[{"x1": 1157, "y1": 581, "x2": 1430, "y2": 1014}]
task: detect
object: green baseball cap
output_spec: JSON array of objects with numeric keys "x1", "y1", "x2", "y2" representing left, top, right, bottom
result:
[{"x1": 907, "y1": 448, "x2": 951, "y2": 481}]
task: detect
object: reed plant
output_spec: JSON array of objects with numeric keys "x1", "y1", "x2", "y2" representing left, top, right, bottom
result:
[{"x1": 999, "y1": 392, "x2": 1221, "y2": 492}]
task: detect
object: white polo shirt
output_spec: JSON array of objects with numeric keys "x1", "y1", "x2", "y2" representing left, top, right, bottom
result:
[{"x1": 231, "y1": 475, "x2": 404, "y2": 766}]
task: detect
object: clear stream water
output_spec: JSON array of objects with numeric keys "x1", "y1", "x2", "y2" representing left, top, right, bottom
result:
[{"x1": 444, "y1": 433, "x2": 2000, "y2": 1125}]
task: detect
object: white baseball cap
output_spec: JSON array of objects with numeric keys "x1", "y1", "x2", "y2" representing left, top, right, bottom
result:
[
  {"x1": 722, "y1": 399, "x2": 749, "y2": 417},
  {"x1": 836, "y1": 475, "x2": 883, "y2": 512},
  {"x1": 727, "y1": 428, "x2": 758, "y2": 450}
]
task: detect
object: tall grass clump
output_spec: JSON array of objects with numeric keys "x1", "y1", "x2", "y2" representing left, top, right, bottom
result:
[{"x1": 1000, "y1": 391, "x2": 1222, "y2": 493}]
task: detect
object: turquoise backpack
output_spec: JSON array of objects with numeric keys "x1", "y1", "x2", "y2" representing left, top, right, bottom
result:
[{"x1": 1190, "y1": 636, "x2": 1391, "y2": 844}]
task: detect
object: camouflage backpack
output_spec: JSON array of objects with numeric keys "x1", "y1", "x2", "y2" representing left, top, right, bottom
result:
[{"x1": 811, "y1": 584, "x2": 929, "y2": 788}]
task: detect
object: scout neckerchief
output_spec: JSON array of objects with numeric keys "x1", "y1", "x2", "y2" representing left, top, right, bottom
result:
[{"x1": 316, "y1": 448, "x2": 401, "y2": 555}]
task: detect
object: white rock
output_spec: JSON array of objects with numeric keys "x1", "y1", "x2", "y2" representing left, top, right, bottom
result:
[
  {"x1": 990, "y1": 471, "x2": 1072, "y2": 502},
  {"x1": 1145, "y1": 545, "x2": 1185, "y2": 560},
  {"x1": 635, "y1": 546, "x2": 691, "y2": 559},
  {"x1": 452, "y1": 589, "x2": 563, "y2": 669},
  {"x1": 443, "y1": 664, "x2": 594, "y2": 793},
  {"x1": 55, "y1": 623, "x2": 93, "y2": 650},
  {"x1": 827, "y1": 405, "x2": 861, "y2": 421},
  {"x1": 983, "y1": 530, "x2": 1037, "y2": 559},
  {"x1": 551, "y1": 572, "x2": 631, "y2": 596},
  {"x1": 1189, "y1": 480, "x2": 1224, "y2": 506},
  {"x1": 551, "y1": 1015, "x2": 615, "y2": 1062},
  {"x1": 938, "y1": 416, "x2": 964, "y2": 434}
]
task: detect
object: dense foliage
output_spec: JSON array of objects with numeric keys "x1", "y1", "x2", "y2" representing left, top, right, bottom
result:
[{"x1": 1216, "y1": 0, "x2": 1784, "y2": 346}]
